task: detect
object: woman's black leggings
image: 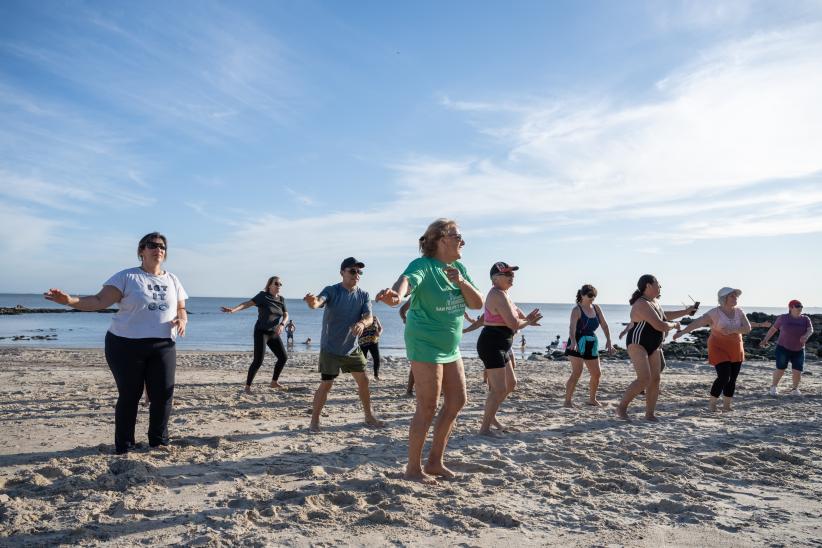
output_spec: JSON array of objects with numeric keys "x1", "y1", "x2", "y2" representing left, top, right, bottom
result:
[
  {"x1": 247, "y1": 329, "x2": 288, "y2": 385},
  {"x1": 104, "y1": 332, "x2": 176, "y2": 453},
  {"x1": 360, "y1": 343, "x2": 381, "y2": 377},
  {"x1": 711, "y1": 361, "x2": 742, "y2": 398}
]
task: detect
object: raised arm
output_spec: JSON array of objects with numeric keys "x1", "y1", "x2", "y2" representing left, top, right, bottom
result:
[
  {"x1": 375, "y1": 275, "x2": 410, "y2": 307},
  {"x1": 672, "y1": 314, "x2": 712, "y2": 340},
  {"x1": 663, "y1": 304, "x2": 699, "y2": 321},
  {"x1": 635, "y1": 300, "x2": 679, "y2": 332},
  {"x1": 303, "y1": 293, "x2": 327, "y2": 309},
  {"x1": 44, "y1": 286, "x2": 122, "y2": 312},
  {"x1": 220, "y1": 300, "x2": 255, "y2": 313}
]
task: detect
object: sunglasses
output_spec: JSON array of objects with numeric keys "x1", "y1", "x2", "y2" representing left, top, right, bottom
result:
[
  {"x1": 445, "y1": 233, "x2": 464, "y2": 241},
  {"x1": 346, "y1": 269, "x2": 363, "y2": 275},
  {"x1": 793, "y1": 304, "x2": 803, "y2": 309},
  {"x1": 144, "y1": 242, "x2": 166, "y2": 250},
  {"x1": 585, "y1": 293, "x2": 596, "y2": 298},
  {"x1": 273, "y1": 282, "x2": 283, "y2": 287},
  {"x1": 494, "y1": 272, "x2": 514, "y2": 278}
]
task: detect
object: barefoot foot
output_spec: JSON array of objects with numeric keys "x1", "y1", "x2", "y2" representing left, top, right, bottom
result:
[
  {"x1": 644, "y1": 414, "x2": 659, "y2": 422},
  {"x1": 270, "y1": 381, "x2": 287, "y2": 390},
  {"x1": 243, "y1": 385, "x2": 252, "y2": 395},
  {"x1": 586, "y1": 400, "x2": 603, "y2": 407},
  {"x1": 365, "y1": 416, "x2": 385, "y2": 428},
  {"x1": 309, "y1": 422, "x2": 321, "y2": 433},
  {"x1": 404, "y1": 469, "x2": 438, "y2": 484},
  {"x1": 424, "y1": 463, "x2": 458, "y2": 479},
  {"x1": 479, "y1": 428, "x2": 503, "y2": 438},
  {"x1": 563, "y1": 400, "x2": 576, "y2": 408}
]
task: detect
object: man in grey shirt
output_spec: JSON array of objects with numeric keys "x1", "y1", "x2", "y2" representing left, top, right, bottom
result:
[{"x1": 304, "y1": 257, "x2": 384, "y2": 432}]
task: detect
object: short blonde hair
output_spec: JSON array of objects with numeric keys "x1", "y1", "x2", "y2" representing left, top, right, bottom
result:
[{"x1": 418, "y1": 218, "x2": 457, "y2": 257}]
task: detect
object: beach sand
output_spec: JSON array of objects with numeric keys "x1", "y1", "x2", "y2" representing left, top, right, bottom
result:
[{"x1": 1, "y1": 347, "x2": 820, "y2": 546}]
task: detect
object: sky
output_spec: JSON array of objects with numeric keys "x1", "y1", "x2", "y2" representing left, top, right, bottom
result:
[{"x1": 1, "y1": 0, "x2": 821, "y2": 307}]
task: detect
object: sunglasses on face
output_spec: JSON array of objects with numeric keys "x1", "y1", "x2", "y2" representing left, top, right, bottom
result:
[
  {"x1": 494, "y1": 272, "x2": 514, "y2": 278},
  {"x1": 144, "y1": 242, "x2": 166, "y2": 250},
  {"x1": 273, "y1": 282, "x2": 283, "y2": 287},
  {"x1": 445, "y1": 233, "x2": 464, "y2": 242},
  {"x1": 585, "y1": 293, "x2": 596, "y2": 298},
  {"x1": 346, "y1": 269, "x2": 363, "y2": 275},
  {"x1": 793, "y1": 304, "x2": 803, "y2": 309}
]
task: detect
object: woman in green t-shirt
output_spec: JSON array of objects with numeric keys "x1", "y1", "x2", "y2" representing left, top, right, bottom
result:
[{"x1": 376, "y1": 218, "x2": 483, "y2": 484}]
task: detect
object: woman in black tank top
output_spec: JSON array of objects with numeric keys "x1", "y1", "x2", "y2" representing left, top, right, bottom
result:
[
  {"x1": 616, "y1": 275, "x2": 698, "y2": 421},
  {"x1": 563, "y1": 284, "x2": 613, "y2": 408}
]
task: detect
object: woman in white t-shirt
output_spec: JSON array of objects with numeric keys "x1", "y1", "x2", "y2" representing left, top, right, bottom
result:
[{"x1": 45, "y1": 232, "x2": 188, "y2": 455}]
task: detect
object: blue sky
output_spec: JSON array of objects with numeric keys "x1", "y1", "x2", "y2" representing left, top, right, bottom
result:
[{"x1": 1, "y1": 0, "x2": 821, "y2": 307}]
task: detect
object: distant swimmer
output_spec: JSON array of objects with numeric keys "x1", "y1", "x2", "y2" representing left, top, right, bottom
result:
[
  {"x1": 549, "y1": 335, "x2": 561, "y2": 348},
  {"x1": 285, "y1": 320, "x2": 296, "y2": 346},
  {"x1": 45, "y1": 232, "x2": 188, "y2": 455},
  {"x1": 303, "y1": 337, "x2": 312, "y2": 345},
  {"x1": 759, "y1": 300, "x2": 813, "y2": 397},
  {"x1": 304, "y1": 257, "x2": 384, "y2": 432},
  {"x1": 221, "y1": 276, "x2": 289, "y2": 393},
  {"x1": 674, "y1": 287, "x2": 751, "y2": 412},
  {"x1": 616, "y1": 274, "x2": 698, "y2": 421},
  {"x1": 473, "y1": 261, "x2": 541, "y2": 436},
  {"x1": 564, "y1": 284, "x2": 613, "y2": 408},
  {"x1": 376, "y1": 219, "x2": 483, "y2": 484}
]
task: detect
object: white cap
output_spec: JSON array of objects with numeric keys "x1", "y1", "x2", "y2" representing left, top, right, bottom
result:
[{"x1": 717, "y1": 287, "x2": 741, "y2": 302}]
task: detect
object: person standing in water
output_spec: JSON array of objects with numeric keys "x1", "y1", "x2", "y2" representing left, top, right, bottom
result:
[{"x1": 221, "y1": 276, "x2": 289, "y2": 393}]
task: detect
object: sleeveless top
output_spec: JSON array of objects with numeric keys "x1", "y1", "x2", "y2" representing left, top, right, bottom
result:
[
  {"x1": 574, "y1": 304, "x2": 600, "y2": 338},
  {"x1": 358, "y1": 318, "x2": 380, "y2": 346},
  {"x1": 482, "y1": 289, "x2": 522, "y2": 325},
  {"x1": 706, "y1": 307, "x2": 745, "y2": 365}
]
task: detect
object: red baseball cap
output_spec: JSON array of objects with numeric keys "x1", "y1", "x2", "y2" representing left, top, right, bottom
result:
[{"x1": 789, "y1": 299, "x2": 803, "y2": 308}]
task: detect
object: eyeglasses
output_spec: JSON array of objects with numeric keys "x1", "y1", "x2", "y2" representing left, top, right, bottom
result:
[
  {"x1": 144, "y1": 242, "x2": 166, "y2": 250},
  {"x1": 273, "y1": 282, "x2": 283, "y2": 287},
  {"x1": 494, "y1": 272, "x2": 514, "y2": 278},
  {"x1": 346, "y1": 269, "x2": 363, "y2": 275},
  {"x1": 793, "y1": 304, "x2": 803, "y2": 309},
  {"x1": 585, "y1": 293, "x2": 596, "y2": 298},
  {"x1": 444, "y1": 233, "x2": 464, "y2": 241}
]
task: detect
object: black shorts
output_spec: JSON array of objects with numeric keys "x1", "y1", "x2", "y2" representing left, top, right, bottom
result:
[{"x1": 477, "y1": 326, "x2": 514, "y2": 369}]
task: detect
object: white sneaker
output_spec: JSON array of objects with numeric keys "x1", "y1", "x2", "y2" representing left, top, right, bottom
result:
[
  {"x1": 790, "y1": 389, "x2": 802, "y2": 396},
  {"x1": 768, "y1": 386, "x2": 778, "y2": 396}
]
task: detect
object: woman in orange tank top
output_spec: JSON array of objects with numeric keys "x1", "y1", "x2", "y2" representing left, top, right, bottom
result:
[{"x1": 674, "y1": 287, "x2": 752, "y2": 411}]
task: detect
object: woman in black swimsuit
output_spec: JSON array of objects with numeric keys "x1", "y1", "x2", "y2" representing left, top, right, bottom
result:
[{"x1": 616, "y1": 274, "x2": 697, "y2": 421}]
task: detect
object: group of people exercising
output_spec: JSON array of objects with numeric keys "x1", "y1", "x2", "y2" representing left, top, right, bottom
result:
[{"x1": 44, "y1": 222, "x2": 814, "y2": 484}]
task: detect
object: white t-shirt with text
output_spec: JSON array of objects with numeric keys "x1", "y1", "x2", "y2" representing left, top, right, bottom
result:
[{"x1": 104, "y1": 267, "x2": 188, "y2": 340}]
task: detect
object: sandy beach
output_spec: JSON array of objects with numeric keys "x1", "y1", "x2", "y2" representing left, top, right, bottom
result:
[{"x1": 1, "y1": 347, "x2": 820, "y2": 546}]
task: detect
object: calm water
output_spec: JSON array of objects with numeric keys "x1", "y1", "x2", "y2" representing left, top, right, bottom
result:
[{"x1": 1, "y1": 294, "x2": 817, "y2": 357}]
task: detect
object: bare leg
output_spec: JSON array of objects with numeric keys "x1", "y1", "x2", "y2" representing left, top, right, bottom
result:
[
  {"x1": 405, "y1": 362, "x2": 441, "y2": 484},
  {"x1": 617, "y1": 346, "x2": 651, "y2": 419},
  {"x1": 791, "y1": 370, "x2": 802, "y2": 391},
  {"x1": 564, "y1": 357, "x2": 584, "y2": 407},
  {"x1": 310, "y1": 380, "x2": 334, "y2": 432},
  {"x1": 585, "y1": 359, "x2": 602, "y2": 406},
  {"x1": 480, "y1": 367, "x2": 508, "y2": 435},
  {"x1": 424, "y1": 359, "x2": 467, "y2": 479},
  {"x1": 772, "y1": 369, "x2": 785, "y2": 388},
  {"x1": 644, "y1": 351, "x2": 663, "y2": 421},
  {"x1": 493, "y1": 364, "x2": 517, "y2": 430},
  {"x1": 351, "y1": 371, "x2": 384, "y2": 427},
  {"x1": 406, "y1": 370, "x2": 415, "y2": 396}
]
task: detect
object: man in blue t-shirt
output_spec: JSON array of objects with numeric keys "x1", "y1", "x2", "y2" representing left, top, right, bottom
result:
[{"x1": 304, "y1": 257, "x2": 385, "y2": 432}]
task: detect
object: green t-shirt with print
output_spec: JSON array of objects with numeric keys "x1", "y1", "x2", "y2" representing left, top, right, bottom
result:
[{"x1": 402, "y1": 256, "x2": 477, "y2": 363}]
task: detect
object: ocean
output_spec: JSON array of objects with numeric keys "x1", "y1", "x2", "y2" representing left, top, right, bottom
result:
[{"x1": 1, "y1": 294, "x2": 817, "y2": 357}]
